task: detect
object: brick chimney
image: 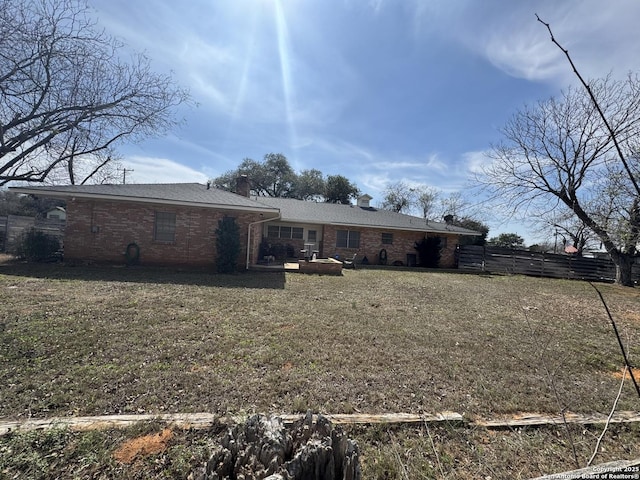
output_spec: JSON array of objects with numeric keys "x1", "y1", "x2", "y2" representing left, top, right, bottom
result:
[{"x1": 236, "y1": 175, "x2": 250, "y2": 197}]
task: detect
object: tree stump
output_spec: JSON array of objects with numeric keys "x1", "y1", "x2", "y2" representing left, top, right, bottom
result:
[{"x1": 191, "y1": 412, "x2": 361, "y2": 480}]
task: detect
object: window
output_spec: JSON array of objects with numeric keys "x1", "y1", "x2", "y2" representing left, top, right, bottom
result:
[
  {"x1": 154, "y1": 212, "x2": 176, "y2": 242},
  {"x1": 308, "y1": 230, "x2": 317, "y2": 242},
  {"x1": 267, "y1": 225, "x2": 279, "y2": 238},
  {"x1": 280, "y1": 226, "x2": 292, "y2": 239},
  {"x1": 267, "y1": 225, "x2": 304, "y2": 240},
  {"x1": 381, "y1": 233, "x2": 393, "y2": 244},
  {"x1": 336, "y1": 230, "x2": 360, "y2": 248}
]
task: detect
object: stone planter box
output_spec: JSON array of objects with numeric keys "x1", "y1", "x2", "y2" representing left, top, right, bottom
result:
[{"x1": 298, "y1": 258, "x2": 343, "y2": 275}]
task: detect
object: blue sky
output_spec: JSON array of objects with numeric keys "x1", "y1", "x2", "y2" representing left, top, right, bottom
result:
[{"x1": 90, "y1": 0, "x2": 640, "y2": 243}]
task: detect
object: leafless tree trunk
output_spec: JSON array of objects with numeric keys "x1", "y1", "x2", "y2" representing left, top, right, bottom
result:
[{"x1": 537, "y1": 16, "x2": 640, "y2": 285}]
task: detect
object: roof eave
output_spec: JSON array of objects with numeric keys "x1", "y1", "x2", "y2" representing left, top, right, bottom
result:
[
  {"x1": 270, "y1": 216, "x2": 479, "y2": 235},
  {"x1": 325, "y1": 222, "x2": 478, "y2": 236},
  {"x1": 9, "y1": 187, "x2": 280, "y2": 215}
]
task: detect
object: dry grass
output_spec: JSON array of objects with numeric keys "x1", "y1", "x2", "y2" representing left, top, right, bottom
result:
[
  {"x1": 1, "y1": 420, "x2": 639, "y2": 479},
  {"x1": 1, "y1": 262, "x2": 638, "y2": 419},
  {"x1": 352, "y1": 422, "x2": 640, "y2": 479},
  {"x1": 1, "y1": 260, "x2": 640, "y2": 478}
]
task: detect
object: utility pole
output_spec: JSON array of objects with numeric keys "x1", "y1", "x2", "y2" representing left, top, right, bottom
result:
[{"x1": 121, "y1": 168, "x2": 134, "y2": 184}]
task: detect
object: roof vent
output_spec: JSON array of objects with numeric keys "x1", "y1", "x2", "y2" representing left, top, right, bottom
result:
[{"x1": 357, "y1": 194, "x2": 372, "y2": 208}]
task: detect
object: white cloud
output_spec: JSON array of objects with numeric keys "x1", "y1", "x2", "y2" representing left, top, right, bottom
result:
[
  {"x1": 360, "y1": 172, "x2": 392, "y2": 191},
  {"x1": 303, "y1": 137, "x2": 376, "y2": 164},
  {"x1": 370, "y1": 160, "x2": 424, "y2": 170},
  {"x1": 444, "y1": 1, "x2": 640, "y2": 85},
  {"x1": 424, "y1": 154, "x2": 448, "y2": 173},
  {"x1": 462, "y1": 150, "x2": 492, "y2": 175},
  {"x1": 122, "y1": 156, "x2": 210, "y2": 184},
  {"x1": 483, "y1": 29, "x2": 567, "y2": 83},
  {"x1": 368, "y1": 0, "x2": 384, "y2": 14}
]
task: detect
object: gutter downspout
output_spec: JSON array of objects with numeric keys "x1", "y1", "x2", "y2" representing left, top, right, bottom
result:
[{"x1": 246, "y1": 212, "x2": 280, "y2": 270}]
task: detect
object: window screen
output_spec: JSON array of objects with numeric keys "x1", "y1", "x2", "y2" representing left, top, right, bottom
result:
[
  {"x1": 292, "y1": 227, "x2": 304, "y2": 239},
  {"x1": 154, "y1": 212, "x2": 176, "y2": 242},
  {"x1": 336, "y1": 230, "x2": 360, "y2": 248}
]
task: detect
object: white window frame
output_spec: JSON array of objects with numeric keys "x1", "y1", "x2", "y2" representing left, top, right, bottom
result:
[{"x1": 267, "y1": 225, "x2": 304, "y2": 240}]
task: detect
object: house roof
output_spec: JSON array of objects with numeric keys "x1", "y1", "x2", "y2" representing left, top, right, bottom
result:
[
  {"x1": 252, "y1": 196, "x2": 479, "y2": 236},
  {"x1": 10, "y1": 183, "x2": 280, "y2": 215},
  {"x1": 10, "y1": 183, "x2": 479, "y2": 236}
]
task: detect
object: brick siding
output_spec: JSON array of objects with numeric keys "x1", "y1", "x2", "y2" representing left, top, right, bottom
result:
[
  {"x1": 65, "y1": 199, "x2": 263, "y2": 268},
  {"x1": 322, "y1": 224, "x2": 459, "y2": 268}
]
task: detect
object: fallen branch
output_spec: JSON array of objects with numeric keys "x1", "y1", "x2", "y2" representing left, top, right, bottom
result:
[
  {"x1": 588, "y1": 366, "x2": 628, "y2": 466},
  {"x1": 424, "y1": 419, "x2": 446, "y2": 478},
  {"x1": 473, "y1": 411, "x2": 640, "y2": 428},
  {"x1": 2, "y1": 411, "x2": 640, "y2": 436}
]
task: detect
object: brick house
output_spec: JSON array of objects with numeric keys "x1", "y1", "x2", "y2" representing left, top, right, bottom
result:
[
  {"x1": 10, "y1": 183, "x2": 479, "y2": 269},
  {"x1": 253, "y1": 195, "x2": 478, "y2": 267}
]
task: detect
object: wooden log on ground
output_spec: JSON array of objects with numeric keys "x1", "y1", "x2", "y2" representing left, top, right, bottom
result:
[
  {"x1": 319, "y1": 411, "x2": 464, "y2": 425},
  {"x1": 474, "y1": 411, "x2": 640, "y2": 428},
  {"x1": 0, "y1": 413, "x2": 220, "y2": 436},
  {"x1": 1, "y1": 410, "x2": 640, "y2": 436},
  {"x1": 0, "y1": 411, "x2": 464, "y2": 436}
]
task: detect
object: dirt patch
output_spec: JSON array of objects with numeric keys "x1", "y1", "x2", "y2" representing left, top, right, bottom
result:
[
  {"x1": 282, "y1": 361, "x2": 294, "y2": 371},
  {"x1": 622, "y1": 310, "x2": 640, "y2": 324},
  {"x1": 113, "y1": 428, "x2": 173, "y2": 464},
  {"x1": 612, "y1": 367, "x2": 640, "y2": 380}
]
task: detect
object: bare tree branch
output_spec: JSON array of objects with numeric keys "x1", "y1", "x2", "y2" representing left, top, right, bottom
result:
[
  {"x1": 0, "y1": 0, "x2": 189, "y2": 185},
  {"x1": 536, "y1": 14, "x2": 640, "y2": 196},
  {"x1": 478, "y1": 76, "x2": 640, "y2": 285},
  {"x1": 589, "y1": 282, "x2": 640, "y2": 397}
]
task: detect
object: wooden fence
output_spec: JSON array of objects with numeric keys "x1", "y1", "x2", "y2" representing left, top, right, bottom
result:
[
  {"x1": 0, "y1": 215, "x2": 65, "y2": 254},
  {"x1": 0, "y1": 216, "x2": 6, "y2": 252},
  {"x1": 457, "y1": 245, "x2": 640, "y2": 283}
]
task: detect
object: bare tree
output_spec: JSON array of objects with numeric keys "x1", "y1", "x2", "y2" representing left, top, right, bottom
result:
[
  {"x1": 438, "y1": 191, "x2": 472, "y2": 220},
  {"x1": 553, "y1": 220, "x2": 593, "y2": 256},
  {"x1": 479, "y1": 75, "x2": 640, "y2": 286},
  {"x1": 0, "y1": 0, "x2": 189, "y2": 186},
  {"x1": 532, "y1": 208, "x2": 598, "y2": 255},
  {"x1": 41, "y1": 148, "x2": 123, "y2": 185},
  {"x1": 381, "y1": 181, "x2": 415, "y2": 213},
  {"x1": 414, "y1": 186, "x2": 440, "y2": 220}
]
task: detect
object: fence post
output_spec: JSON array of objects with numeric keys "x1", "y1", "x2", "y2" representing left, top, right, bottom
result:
[{"x1": 0, "y1": 216, "x2": 7, "y2": 253}]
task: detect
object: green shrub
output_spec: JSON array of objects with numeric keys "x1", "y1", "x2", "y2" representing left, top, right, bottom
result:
[
  {"x1": 215, "y1": 216, "x2": 240, "y2": 273},
  {"x1": 414, "y1": 236, "x2": 441, "y2": 268},
  {"x1": 16, "y1": 229, "x2": 61, "y2": 261}
]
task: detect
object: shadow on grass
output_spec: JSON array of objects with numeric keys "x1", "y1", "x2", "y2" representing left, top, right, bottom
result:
[{"x1": 0, "y1": 261, "x2": 287, "y2": 289}]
